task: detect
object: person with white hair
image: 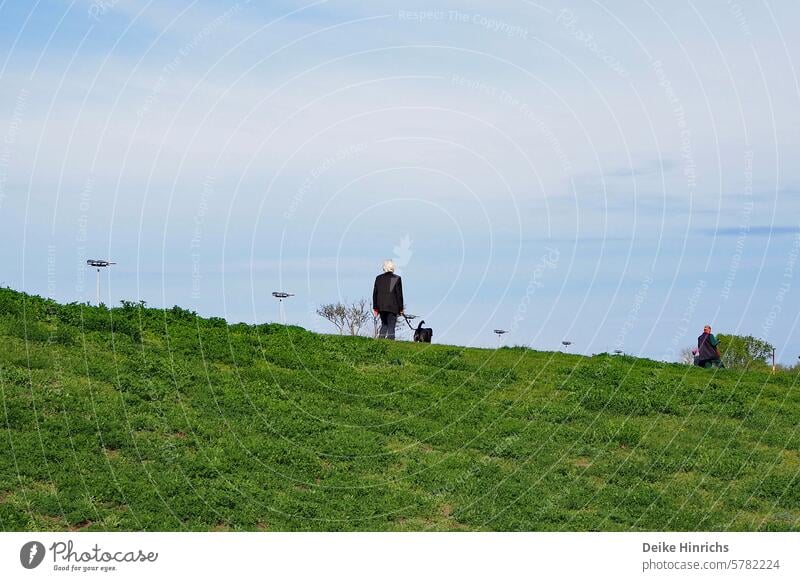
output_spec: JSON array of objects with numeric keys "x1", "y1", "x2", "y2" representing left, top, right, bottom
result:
[{"x1": 372, "y1": 259, "x2": 404, "y2": 339}]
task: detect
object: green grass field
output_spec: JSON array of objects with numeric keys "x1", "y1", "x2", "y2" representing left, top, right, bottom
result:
[{"x1": 1, "y1": 287, "x2": 798, "y2": 531}]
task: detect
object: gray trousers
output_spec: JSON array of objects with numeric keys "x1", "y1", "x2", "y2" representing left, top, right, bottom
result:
[{"x1": 378, "y1": 311, "x2": 397, "y2": 339}]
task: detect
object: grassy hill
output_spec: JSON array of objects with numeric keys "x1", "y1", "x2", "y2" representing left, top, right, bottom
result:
[{"x1": 0, "y1": 287, "x2": 798, "y2": 531}]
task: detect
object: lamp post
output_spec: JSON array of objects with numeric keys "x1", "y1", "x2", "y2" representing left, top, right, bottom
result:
[
  {"x1": 86, "y1": 259, "x2": 116, "y2": 305},
  {"x1": 271, "y1": 291, "x2": 294, "y2": 323}
]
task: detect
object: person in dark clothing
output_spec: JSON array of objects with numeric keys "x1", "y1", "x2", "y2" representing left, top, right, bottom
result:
[
  {"x1": 372, "y1": 259, "x2": 404, "y2": 340},
  {"x1": 697, "y1": 325, "x2": 724, "y2": 368}
]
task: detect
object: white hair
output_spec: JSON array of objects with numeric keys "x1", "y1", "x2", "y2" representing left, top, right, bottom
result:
[{"x1": 382, "y1": 259, "x2": 395, "y2": 273}]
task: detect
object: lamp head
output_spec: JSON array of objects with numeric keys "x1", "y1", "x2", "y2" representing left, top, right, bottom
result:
[{"x1": 86, "y1": 259, "x2": 115, "y2": 268}]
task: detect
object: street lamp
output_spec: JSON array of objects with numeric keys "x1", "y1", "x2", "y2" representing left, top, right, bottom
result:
[
  {"x1": 272, "y1": 291, "x2": 294, "y2": 322},
  {"x1": 86, "y1": 259, "x2": 116, "y2": 305}
]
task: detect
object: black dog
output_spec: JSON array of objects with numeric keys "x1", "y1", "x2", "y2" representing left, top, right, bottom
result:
[{"x1": 413, "y1": 320, "x2": 433, "y2": 343}]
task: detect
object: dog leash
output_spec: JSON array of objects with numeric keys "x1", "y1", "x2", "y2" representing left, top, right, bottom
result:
[{"x1": 402, "y1": 314, "x2": 417, "y2": 330}]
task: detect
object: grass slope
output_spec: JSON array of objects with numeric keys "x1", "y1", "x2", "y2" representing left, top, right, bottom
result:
[{"x1": 0, "y1": 287, "x2": 798, "y2": 531}]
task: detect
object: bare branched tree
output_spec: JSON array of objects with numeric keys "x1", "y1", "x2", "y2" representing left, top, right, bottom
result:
[
  {"x1": 371, "y1": 311, "x2": 380, "y2": 338},
  {"x1": 317, "y1": 298, "x2": 371, "y2": 336},
  {"x1": 679, "y1": 347, "x2": 695, "y2": 365},
  {"x1": 394, "y1": 315, "x2": 408, "y2": 340},
  {"x1": 346, "y1": 298, "x2": 371, "y2": 336},
  {"x1": 316, "y1": 302, "x2": 348, "y2": 334}
]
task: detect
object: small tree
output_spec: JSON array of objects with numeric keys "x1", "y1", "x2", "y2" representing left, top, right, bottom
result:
[
  {"x1": 317, "y1": 302, "x2": 347, "y2": 334},
  {"x1": 679, "y1": 347, "x2": 695, "y2": 365},
  {"x1": 371, "y1": 311, "x2": 380, "y2": 338},
  {"x1": 346, "y1": 298, "x2": 371, "y2": 336},
  {"x1": 716, "y1": 334, "x2": 773, "y2": 369},
  {"x1": 316, "y1": 298, "x2": 371, "y2": 336}
]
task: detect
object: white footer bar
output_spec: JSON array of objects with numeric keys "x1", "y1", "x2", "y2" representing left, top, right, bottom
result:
[{"x1": 2, "y1": 532, "x2": 796, "y2": 580}]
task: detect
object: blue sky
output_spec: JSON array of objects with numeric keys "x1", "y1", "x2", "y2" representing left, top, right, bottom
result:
[{"x1": 1, "y1": 0, "x2": 799, "y2": 361}]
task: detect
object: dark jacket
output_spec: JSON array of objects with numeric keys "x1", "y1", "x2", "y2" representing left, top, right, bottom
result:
[
  {"x1": 697, "y1": 332, "x2": 720, "y2": 361},
  {"x1": 373, "y1": 272, "x2": 404, "y2": 314}
]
